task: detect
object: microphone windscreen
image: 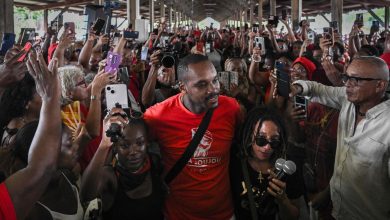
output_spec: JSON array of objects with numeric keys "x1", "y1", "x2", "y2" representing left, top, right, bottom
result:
[
  {"x1": 275, "y1": 158, "x2": 286, "y2": 171},
  {"x1": 283, "y1": 160, "x2": 296, "y2": 175}
]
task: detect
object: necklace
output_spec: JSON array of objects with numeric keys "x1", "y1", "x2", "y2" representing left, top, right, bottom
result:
[{"x1": 257, "y1": 171, "x2": 264, "y2": 183}]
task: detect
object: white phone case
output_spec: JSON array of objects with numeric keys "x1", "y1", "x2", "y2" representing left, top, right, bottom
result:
[{"x1": 105, "y1": 84, "x2": 129, "y2": 110}]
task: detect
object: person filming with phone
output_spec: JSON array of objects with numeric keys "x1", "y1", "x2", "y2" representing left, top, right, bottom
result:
[{"x1": 289, "y1": 56, "x2": 390, "y2": 220}]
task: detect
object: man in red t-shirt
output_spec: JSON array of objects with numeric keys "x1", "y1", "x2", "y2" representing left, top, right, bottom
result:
[{"x1": 144, "y1": 54, "x2": 241, "y2": 220}]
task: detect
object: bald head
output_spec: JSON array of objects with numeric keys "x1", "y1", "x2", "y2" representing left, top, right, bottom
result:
[{"x1": 349, "y1": 56, "x2": 389, "y2": 81}]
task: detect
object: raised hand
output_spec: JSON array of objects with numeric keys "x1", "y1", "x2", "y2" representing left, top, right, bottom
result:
[
  {"x1": 26, "y1": 50, "x2": 60, "y2": 101},
  {"x1": 0, "y1": 47, "x2": 28, "y2": 87}
]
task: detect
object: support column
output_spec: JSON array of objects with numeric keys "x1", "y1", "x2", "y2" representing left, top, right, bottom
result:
[
  {"x1": 175, "y1": 10, "x2": 178, "y2": 29},
  {"x1": 239, "y1": 9, "x2": 243, "y2": 28},
  {"x1": 127, "y1": 0, "x2": 140, "y2": 28},
  {"x1": 386, "y1": 7, "x2": 389, "y2": 30},
  {"x1": 160, "y1": 1, "x2": 165, "y2": 22},
  {"x1": 169, "y1": 6, "x2": 173, "y2": 30},
  {"x1": 270, "y1": 0, "x2": 276, "y2": 16},
  {"x1": 0, "y1": 0, "x2": 14, "y2": 37},
  {"x1": 250, "y1": 2, "x2": 254, "y2": 26},
  {"x1": 291, "y1": 0, "x2": 302, "y2": 32},
  {"x1": 44, "y1": 9, "x2": 48, "y2": 33},
  {"x1": 149, "y1": 0, "x2": 155, "y2": 30},
  {"x1": 331, "y1": 0, "x2": 343, "y2": 34},
  {"x1": 258, "y1": 0, "x2": 263, "y2": 29}
]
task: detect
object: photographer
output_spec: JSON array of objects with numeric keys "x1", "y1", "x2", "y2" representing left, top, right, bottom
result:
[
  {"x1": 142, "y1": 50, "x2": 179, "y2": 108},
  {"x1": 81, "y1": 108, "x2": 164, "y2": 220}
]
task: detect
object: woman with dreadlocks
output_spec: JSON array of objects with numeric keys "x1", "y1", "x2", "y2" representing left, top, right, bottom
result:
[
  {"x1": 81, "y1": 108, "x2": 164, "y2": 220},
  {"x1": 230, "y1": 106, "x2": 304, "y2": 220}
]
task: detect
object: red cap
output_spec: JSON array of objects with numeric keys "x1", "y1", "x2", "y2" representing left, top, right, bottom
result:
[{"x1": 293, "y1": 56, "x2": 317, "y2": 80}]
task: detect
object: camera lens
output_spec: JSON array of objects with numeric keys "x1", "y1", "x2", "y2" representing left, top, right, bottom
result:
[
  {"x1": 107, "y1": 86, "x2": 111, "y2": 91},
  {"x1": 161, "y1": 55, "x2": 175, "y2": 68},
  {"x1": 111, "y1": 90, "x2": 115, "y2": 94}
]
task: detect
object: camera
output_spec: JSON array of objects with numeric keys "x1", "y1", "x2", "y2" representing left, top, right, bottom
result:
[{"x1": 155, "y1": 42, "x2": 180, "y2": 68}]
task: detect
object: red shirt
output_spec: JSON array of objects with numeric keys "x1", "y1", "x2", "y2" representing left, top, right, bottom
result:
[
  {"x1": 0, "y1": 183, "x2": 17, "y2": 220},
  {"x1": 144, "y1": 94, "x2": 240, "y2": 220}
]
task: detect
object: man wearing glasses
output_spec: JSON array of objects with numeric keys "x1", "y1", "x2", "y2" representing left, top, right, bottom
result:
[{"x1": 290, "y1": 56, "x2": 390, "y2": 220}]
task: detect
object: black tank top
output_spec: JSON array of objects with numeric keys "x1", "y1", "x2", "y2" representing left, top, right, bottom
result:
[{"x1": 102, "y1": 155, "x2": 164, "y2": 220}]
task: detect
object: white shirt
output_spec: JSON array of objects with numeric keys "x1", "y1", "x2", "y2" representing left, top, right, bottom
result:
[{"x1": 296, "y1": 80, "x2": 390, "y2": 220}]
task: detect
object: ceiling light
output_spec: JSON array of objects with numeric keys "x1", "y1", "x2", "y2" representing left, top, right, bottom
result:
[{"x1": 203, "y1": 3, "x2": 217, "y2": 6}]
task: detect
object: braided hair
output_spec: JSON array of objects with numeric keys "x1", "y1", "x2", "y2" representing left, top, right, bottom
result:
[
  {"x1": 239, "y1": 106, "x2": 288, "y2": 164},
  {"x1": 0, "y1": 74, "x2": 36, "y2": 132}
]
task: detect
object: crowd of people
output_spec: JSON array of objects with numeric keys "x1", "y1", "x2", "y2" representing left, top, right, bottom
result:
[{"x1": 0, "y1": 12, "x2": 389, "y2": 220}]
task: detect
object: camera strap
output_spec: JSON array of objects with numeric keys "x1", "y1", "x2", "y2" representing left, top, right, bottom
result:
[{"x1": 164, "y1": 107, "x2": 215, "y2": 188}]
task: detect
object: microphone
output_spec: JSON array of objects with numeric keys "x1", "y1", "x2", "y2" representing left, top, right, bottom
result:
[
  {"x1": 257, "y1": 159, "x2": 296, "y2": 207},
  {"x1": 276, "y1": 160, "x2": 296, "y2": 180},
  {"x1": 275, "y1": 158, "x2": 286, "y2": 173}
]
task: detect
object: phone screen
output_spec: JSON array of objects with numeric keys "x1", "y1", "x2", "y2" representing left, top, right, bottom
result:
[
  {"x1": 17, "y1": 42, "x2": 32, "y2": 62},
  {"x1": 294, "y1": 95, "x2": 307, "y2": 118},
  {"x1": 141, "y1": 47, "x2": 148, "y2": 61}
]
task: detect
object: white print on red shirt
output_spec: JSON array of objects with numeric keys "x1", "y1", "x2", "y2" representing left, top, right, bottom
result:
[{"x1": 187, "y1": 128, "x2": 222, "y2": 172}]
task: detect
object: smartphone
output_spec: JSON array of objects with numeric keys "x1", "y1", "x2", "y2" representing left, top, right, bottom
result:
[
  {"x1": 64, "y1": 22, "x2": 75, "y2": 34},
  {"x1": 355, "y1": 13, "x2": 364, "y2": 27},
  {"x1": 307, "y1": 31, "x2": 315, "y2": 42},
  {"x1": 123, "y1": 31, "x2": 139, "y2": 39},
  {"x1": 275, "y1": 61, "x2": 290, "y2": 98},
  {"x1": 93, "y1": 18, "x2": 106, "y2": 35},
  {"x1": 268, "y1": 15, "x2": 279, "y2": 28},
  {"x1": 254, "y1": 37, "x2": 266, "y2": 55},
  {"x1": 20, "y1": 28, "x2": 35, "y2": 46},
  {"x1": 105, "y1": 84, "x2": 129, "y2": 110},
  {"x1": 205, "y1": 43, "x2": 211, "y2": 53},
  {"x1": 140, "y1": 46, "x2": 148, "y2": 61},
  {"x1": 323, "y1": 27, "x2": 334, "y2": 45},
  {"x1": 252, "y1": 24, "x2": 259, "y2": 33},
  {"x1": 17, "y1": 42, "x2": 32, "y2": 62},
  {"x1": 0, "y1": 33, "x2": 16, "y2": 56},
  {"x1": 105, "y1": 51, "x2": 122, "y2": 74},
  {"x1": 118, "y1": 67, "x2": 130, "y2": 86},
  {"x1": 294, "y1": 95, "x2": 307, "y2": 118},
  {"x1": 329, "y1": 21, "x2": 338, "y2": 33}
]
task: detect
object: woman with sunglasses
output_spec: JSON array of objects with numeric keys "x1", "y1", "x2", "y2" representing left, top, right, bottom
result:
[
  {"x1": 230, "y1": 106, "x2": 304, "y2": 220},
  {"x1": 81, "y1": 108, "x2": 164, "y2": 220}
]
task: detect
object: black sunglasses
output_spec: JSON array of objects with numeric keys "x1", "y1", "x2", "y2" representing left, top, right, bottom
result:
[{"x1": 255, "y1": 136, "x2": 281, "y2": 149}]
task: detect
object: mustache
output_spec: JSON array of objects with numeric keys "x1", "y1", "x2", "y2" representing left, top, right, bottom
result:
[{"x1": 206, "y1": 93, "x2": 219, "y2": 101}]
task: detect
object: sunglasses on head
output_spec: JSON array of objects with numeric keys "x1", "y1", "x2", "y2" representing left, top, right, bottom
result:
[{"x1": 255, "y1": 136, "x2": 281, "y2": 149}]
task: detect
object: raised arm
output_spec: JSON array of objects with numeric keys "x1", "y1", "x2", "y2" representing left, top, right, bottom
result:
[
  {"x1": 141, "y1": 50, "x2": 160, "y2": 108},
  {"x1": 80, "y1": 108, "x2": 128, "y2": 202},
  {"x1": 78, "y1": 30, "x2": 98, "y2": 70},
  {"x1": 5, "y1": 51, "x2": 61, "y2": 220},
  {"x1": 85, "y1": 69, "x2": 111, "y2": 138}
]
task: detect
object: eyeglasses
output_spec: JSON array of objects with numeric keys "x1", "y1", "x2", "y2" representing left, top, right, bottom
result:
[
  {"x1": 255, "y1": 136, "x2": 281, "y2": 149},
  {"x1": 75, "y1": 79, "x2": 87, "y2": 87},
  {"x1": 341, "y1": 73, "x2": 382, "y2": 86}
]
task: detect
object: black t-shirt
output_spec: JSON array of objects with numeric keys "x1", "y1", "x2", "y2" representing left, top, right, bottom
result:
[
  {"x1": 102, "y1": 155, "x2": 164, "y2": 220},
  {"x1": 230, "y1": 155, "x2": 304, "y2": 220}
]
